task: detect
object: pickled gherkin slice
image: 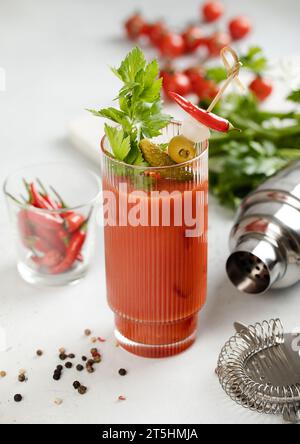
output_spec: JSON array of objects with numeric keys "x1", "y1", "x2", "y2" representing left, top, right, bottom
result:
[{"x1": 139, "y1": 139, "x2": 175, "y2": 167}]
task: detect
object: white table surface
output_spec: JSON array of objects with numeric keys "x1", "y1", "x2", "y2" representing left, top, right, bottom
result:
[{"x1": 1, "y1": 0, "x2": 300, "y2": 425}]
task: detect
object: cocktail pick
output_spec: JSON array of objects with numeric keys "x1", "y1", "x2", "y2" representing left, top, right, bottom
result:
[{"x1": 207, "y1": 46, "x2": 245, "y2": 113}]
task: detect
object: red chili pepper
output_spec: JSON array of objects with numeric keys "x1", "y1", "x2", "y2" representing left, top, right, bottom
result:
[
  {"x1": 169, "y1": 92, "x2": 238, "y2": 133},
  {"x1": 36, "y1": 178, "x2": 59, "y2": 209},
  {"x1": 33, "y1": 225, "x2": 67, "y2": 254},
  {"x1": 18, "y1": 210, "x2": 32, "y2": 243},
  {"x1": 26, "y1": 210, "x2": 64, "y2": 231},
  {"x1": 49, "y1": 224, "x2": 88, "y2": 274},
  {"x1": 76, "y1": 252, "x2": 84, "y2": 262},
  {"x1": 33, "y1": 250, "x2": 63, "y2": 268},
  {"x1": 64, "y1": 213, "x2": 86, "y2": 233},
  {"x1": 28, "y1": 182, "x2": 53, "y2": 210},
  {"x1": 25, "y1": 236, "x2": 52, "y2": 254}
]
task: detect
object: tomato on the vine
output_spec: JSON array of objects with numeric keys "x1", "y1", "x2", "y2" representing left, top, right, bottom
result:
[
  {"x1": 249, "y1": 77, "x2": 273, "y2": 101},
  {"x1": 162, "y1": 71, "x2": 192, "y2": 98},
  {"x1": 182, "y1": 25, "x2": 205, "y2": 53},
  {"x1": 229, "y1": 16, "x2": 252, "y2": 40},
  {"x1": 125, "y1": 13, "x2": 147, "y2": 40},
  {"x1": 147, "y1": 21, "x2": 168, "y2": 46},
  {"x1": 206, "y1": 32, "x2": 231, "y2": 57},
  {"x1": 159, "y1": 33, "x2": 186, "y2": 58},
  {"x1": 202, "y1": 1, "x2": 224, "y2": 23},
  {"x1": 184, "y1": 66, "x2": 206, "y2": 92}
]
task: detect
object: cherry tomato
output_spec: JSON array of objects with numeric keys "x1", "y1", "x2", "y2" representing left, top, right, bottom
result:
[
  {"x1": 184, "y1": 66, "x2": 206, "y2": 92},
  {"x1": 125, "y1": 13, "x2": 146, "y2": 40},
  {"x1": 249, "y1": 77, "x2": 273, "y2": 101},
  {"x1": 182, "y1": 25, "x2": 205, "y2": 53},
  {"x1": 229, "y1": 16, "x2": 252, "y2": 40},
  {"x1": 163, "y1": 72, "x2": 192, "y2": 98},
  {"x1": 206, "y1": 31, "x2": 231, "y2": 57},
  {"x1": 202, "y1": 1, "x2": 224, "y2": 23},
  {"x1": 147, "y1": 21, "x2": 168, "y2": 46},
  {"x1": 194, "y1": 78, "x2": 219, "y2": 101},
  {"x1": 159, "y1": 33, "x2": 186, "y2": 58}
]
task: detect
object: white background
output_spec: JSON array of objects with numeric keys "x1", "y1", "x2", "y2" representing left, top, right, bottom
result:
[{"x1": 0, "y1": 0, "x2": 300, "y2": 425}]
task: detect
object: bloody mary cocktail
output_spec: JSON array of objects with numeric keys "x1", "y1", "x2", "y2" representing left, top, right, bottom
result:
[{"x1": 101, "y1": 123, "x2": 208, "y2": 357}]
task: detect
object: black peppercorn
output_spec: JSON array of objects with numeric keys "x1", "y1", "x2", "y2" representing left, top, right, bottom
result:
[
  {"x1": 53, "y1": 372, "x2": 61, "y2": 381},
  {"x1": 56, "y1": 365, "x2": 63, "y2": 371},
  {"x1": 73, "y1": 381, "x2": 81, "y2": 389},
  {"x1": 65, "y1": 362, "x2": 73, "y2": 369},
  {"x1": 76, "y1": 364, "x2": 84, "y2": 372},
  {"x1": 118, "y1": 368, "x2": 127, "y2": 376},
  {"x1": 18, "y1": 373, "x2": 27, "y2": 382},
  {"x1": 14, "y1": 394, "x2": 23, "y2": 402},
  {"x1": 59, "y1": 353, "x2": 67, "y2": 361},
  {"x1": 82, "y1": 356, "x2": 87, "y2": 362},
  {"x1": 78, "y1": 385, "x2": 87, "y2": 395},
  {"x1": 68, "y1": 353, "x2": 75, "y2": 359}
]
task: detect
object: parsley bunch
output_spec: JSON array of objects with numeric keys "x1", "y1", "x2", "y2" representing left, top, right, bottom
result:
[
  {"x1": 88, "y1": 47, "x2": 172, "y2": 165},
  {"x1": 209, "y1": 92, "x2": 300, "y2": 208}
]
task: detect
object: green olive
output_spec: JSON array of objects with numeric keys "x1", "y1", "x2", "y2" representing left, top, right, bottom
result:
[{"x1": 168, "y1": 135, "x2": 196, "y2": 164}]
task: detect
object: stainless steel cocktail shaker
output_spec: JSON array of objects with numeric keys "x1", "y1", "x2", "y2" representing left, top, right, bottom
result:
[{"x1": 226, "y1": 160, "x2": 300, "y2": 294}]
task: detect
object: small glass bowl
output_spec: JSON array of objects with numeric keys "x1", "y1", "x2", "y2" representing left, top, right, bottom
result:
[{"x1": 3, "y1": 162, "x2": 101, "y2": 287}]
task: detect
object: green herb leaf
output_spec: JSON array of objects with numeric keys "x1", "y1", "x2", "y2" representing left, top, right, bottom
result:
[
  {"x1": 206, "y1": 67, "x2": 227, "y2": 84},
  {"x1": 113, "y1": 47, "x2": 146, "y2": 84},
  {"x1": 240, "y1": 46, "x2": 268, "y2": 74},
  {"x1": 104, "y1": 124, "x2": 131, "y2": 161},
  {"x1": 88, "y1": 47, "x2": 172, "y2": 165},
  {"x1": 287, "y1": 88, "x2": 300, "y2": 103}
]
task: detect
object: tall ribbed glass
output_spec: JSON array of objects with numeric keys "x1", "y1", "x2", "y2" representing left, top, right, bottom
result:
[{"x1": 101, "y1": 122, "x2": 208, "y2": 358}]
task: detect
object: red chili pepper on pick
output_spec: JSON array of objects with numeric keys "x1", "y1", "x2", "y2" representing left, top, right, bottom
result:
[
  {"x1": 50, "y1": 223, "x2": 88, "y2": 275},
  {"x1": 169, "y1": 92, "x2": 238, "y2": 133}
]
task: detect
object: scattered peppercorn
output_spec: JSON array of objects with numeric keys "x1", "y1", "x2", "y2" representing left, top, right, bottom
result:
[
  {"x1": 14, "y1": 394, "x2": 23, "y2": 402},
  {"x1": 86, "y1": 364, "x2": 95, "y2": 374},
  {"x1": 73, "y1": 381, "x2": 81, "y2": 389},
  {"x1": 65, "y1": 362, "x2": 73, "y2": 369},
  {"x1": 78, "y1": 385, "x2": 87, "y2": 395},
  {"x1": 93, "y1": 354, "x2": 101, "y2": 363},
  {"x1": 76, "y1": 364, "x2": 84, "y2": 372},
  {"x1": 68, "y1": 353, "x2": 75, "y2": 359},
  {"x1": 82, "y1": 356, "x2": 87, "y2": 362},
  {"x1": 36, "y1": 349, "x2": 43, "y2": 357},
  {"x1": 59, "y1": 347, "x2": 66, "y2": 354},
  {"x1": 84, "y1": 329, "x2": 91, "y2": 336},
  {"x1": 59, "y1": 353, "x2": 67, "y2": 361},
  {"x1": 54, "y1": 398, "x2": 63, "y2": 405},
  {"x1": 118, "y1": 368, "x2": 127, "y2": 376},
  {"x1": 0, "y1": 371, "x2": 6, "y2": 378},
  {"x1": 53, "y1": 372, "x2": 61, "y2": 381},
  {"x1": 18, "y1": 373, "x2": 27, "y2": 382},
  {"x1": 56, "y1": 365, "x2": 63, "y2": 371}
]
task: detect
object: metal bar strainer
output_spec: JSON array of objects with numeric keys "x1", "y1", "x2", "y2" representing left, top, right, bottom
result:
[{"x1": 216, "y1": 319, "x2": 300, "y2": 423}]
